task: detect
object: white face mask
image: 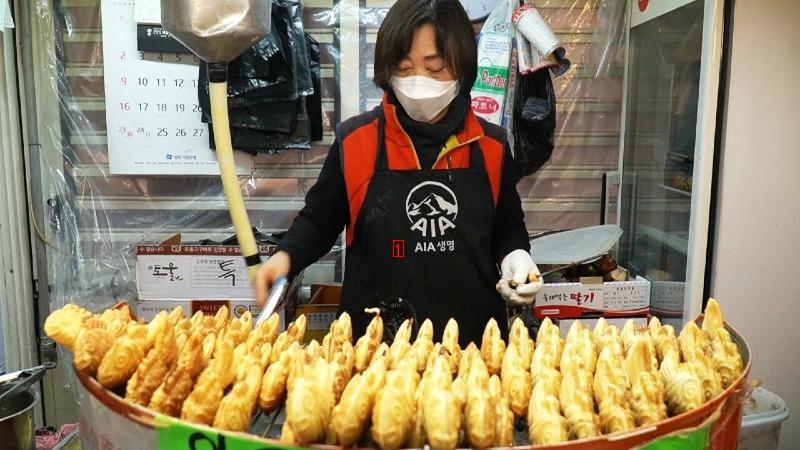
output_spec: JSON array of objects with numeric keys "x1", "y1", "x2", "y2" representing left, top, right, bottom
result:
[{"x1": 391, "y1": 75, "x2": 459, "y2": 123}]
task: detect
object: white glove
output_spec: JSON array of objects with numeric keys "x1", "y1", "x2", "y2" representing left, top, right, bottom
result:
[{"x1": 497, "y1": 249, "x2": 543, "y2": 305}]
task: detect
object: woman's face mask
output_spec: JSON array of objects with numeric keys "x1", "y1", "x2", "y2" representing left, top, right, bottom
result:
[
  {"x1": 389, "y1": 24, "x2": 459, "y2": 123},
  {"x1": 391, "y1": 75, "x2": 459, "y2": 123}
]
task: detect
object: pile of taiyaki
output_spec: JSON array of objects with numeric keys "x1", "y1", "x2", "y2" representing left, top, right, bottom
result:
[{"x1": 43, "y1": 298, "x2": 742, "y2": 448}]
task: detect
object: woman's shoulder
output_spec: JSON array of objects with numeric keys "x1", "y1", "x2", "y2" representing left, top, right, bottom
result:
[
  {"x1": 336, "y1": 106, "x2": 382, "y2": 139},
  {"x1": 472, "y1": 113, "x2": 508, "y2": 145}
]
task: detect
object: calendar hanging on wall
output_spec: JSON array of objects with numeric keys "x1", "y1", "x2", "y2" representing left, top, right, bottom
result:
[{"x1": 101, "y1": 0, "x2": 252, "y2": 175}]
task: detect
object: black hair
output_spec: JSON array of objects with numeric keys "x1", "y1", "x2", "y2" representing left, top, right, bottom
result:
[{"x1": 373, "y1": 0, "x2": 477, "y2": 94}]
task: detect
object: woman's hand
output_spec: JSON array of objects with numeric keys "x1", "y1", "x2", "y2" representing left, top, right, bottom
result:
[
  {"x1": 496, "y1": 249, "x2": 543, "y2": 305},
  {"x1": 254, "y1": 251, "x2": 291, "y2": 306}
]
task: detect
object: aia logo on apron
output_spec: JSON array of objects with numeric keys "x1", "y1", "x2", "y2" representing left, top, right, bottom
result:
[{"x1": 405, "y1": 181, "x2": 458, "y2": 238}]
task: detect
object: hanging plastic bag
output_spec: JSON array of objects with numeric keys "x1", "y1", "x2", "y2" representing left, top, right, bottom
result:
[
  {"x1": 470, "y1": 0, "x2": 514, "y2": 125},
  {"x1": 512, "y1": 68, "x2": 556, "y2": 177},
  {"x1": 1, "y1": 0, "x2": 13, "y2": 30}
]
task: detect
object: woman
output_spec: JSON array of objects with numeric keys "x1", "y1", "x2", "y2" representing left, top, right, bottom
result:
[{"x1": 256, "y1": 0, "x2": 543, "y2": 345}]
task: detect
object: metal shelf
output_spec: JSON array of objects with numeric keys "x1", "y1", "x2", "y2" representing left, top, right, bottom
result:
[
  {"x1": 657, "y1": 183, "x2": 692, "y2": 197},
  {"x1": 637, "y1": 225, "x2": 689, "y2": 254}
]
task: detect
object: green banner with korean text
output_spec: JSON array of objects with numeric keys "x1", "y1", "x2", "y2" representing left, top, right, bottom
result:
[
  {"x1": 634, "y1": 408, "x2": 720, "y2": 450},
  {"x1": 154, "y1": 414, "x2": 302, "y2": 450}
]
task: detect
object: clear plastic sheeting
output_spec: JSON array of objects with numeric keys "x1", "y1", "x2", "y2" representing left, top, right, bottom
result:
[{"x1": 22, "y1": 0, "x2": 626, "y2": 320}]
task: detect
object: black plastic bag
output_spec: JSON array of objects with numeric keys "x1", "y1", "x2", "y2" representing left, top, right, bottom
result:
[
  {"x1": 306, "y1": 33, "x2": 323, "y2": 141},
  {"x1": 512, "y1": 69, "x2": 557, "y2": 178},
  {"x1": 208, "y1": 99, "x2": 312, "y2": 154}
]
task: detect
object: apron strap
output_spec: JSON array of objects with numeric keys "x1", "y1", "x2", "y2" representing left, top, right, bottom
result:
[
  {"x1": 375, "y1": 111, "x2": 389, "y2": 170},
  {"x1": 469, "y1": 140, "x2": 487, "y2": 170}
]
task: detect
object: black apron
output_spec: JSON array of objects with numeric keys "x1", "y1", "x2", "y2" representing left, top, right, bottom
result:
[{"x1": 338, "y1": 112, "x2": 508, "y2": 347}]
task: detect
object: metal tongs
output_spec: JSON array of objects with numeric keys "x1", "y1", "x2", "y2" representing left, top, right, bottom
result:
[
  {"x1": 254, "y1": 277, "x2": 289, "y2": 327},
  {"x1": 0, "y1": 365, "x2": 47, "y2": 403}
]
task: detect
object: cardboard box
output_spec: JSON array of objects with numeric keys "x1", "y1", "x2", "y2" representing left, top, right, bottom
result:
[
  {"x1": 533, "y1": 275, "x2": 651, "y2": 320},
  {"x1": 135, "y1": 244, "x2": 300, "y2": 331},
  {"x1": 136, "y1": 244, "x2": 278, "y2": 300},
  {"x1": 294, "y1": 284, "x2": 341, "y2": 344},
  {"x1": 649, "y1": 280, "x2": 685, "y2": 317}
]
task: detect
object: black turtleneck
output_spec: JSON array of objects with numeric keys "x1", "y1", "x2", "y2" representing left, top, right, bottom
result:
[
  {"x1": 276, "y1": 95, "x2": 530, "y2": 279},
  {"x1": 396, "y1": 93, "x2": 471, "y2": 168}
]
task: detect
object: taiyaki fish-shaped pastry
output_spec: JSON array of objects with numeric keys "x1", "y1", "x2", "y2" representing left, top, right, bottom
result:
[
  {"x1": 560, "y1": 367, "x2": 600, "y2": 439},
  {"x1": 509, "y1": 317, "x2": 534, "y2": 365},
  {"x1": 593, "y1": 319, "x2": 624, "y2": 358},
  {"x1": 536, "y1": 317, "x2": 560, "y2": 342},
  {"x1": 387, "y1": 319, "x2": 413, "y2": 369},
  {"x1": 97, "y1": 305, "x2": 132, "y2": 339},
  {"x1": 97, "y1": 322, "x2": 149, "y2": 389},
  {"x1": 329, "y1": 371, "x2": 381, "y2": 446},
  {"x1": 501, "y1": 339, "x2": 533, "y2": 418},
  {"x1": 370, "y1": 354, "x2": 419, "y2": 450},
  {"x1": 701, "y1": 299, "x2": 743, "y2": 388},
  {"x1": 463, "y1": 357, "x2": 494, "y2": 449},
  {"x1": 458, "y1": 343, "x2": 480, "y2": 380},
  {"x1": 73, "y1": 318, "x2": 114, "y2": 376},
  {"x1": 480, "y1": 318, "x2": 505, "y2": 376},
  {"x1": 594, "y1": 347, "x2": 635, "y2": 434},
  {"x1": 355, "y1": 309, "x2": 383, "y2": 372},
  {"x1": 689, "y1": 356, "x2": 723, "y2": 402},
  {"x1": 423, "y1": 354, "x2": 461, "y2": 450},
  {"x1": 441, "y1": 318, "x2": 461, "y2": 374},
  {"x1": 488, "y1": 374, "x2": 515, "y2": 447},
  {"x1": 528, "y1": 381, "x2": 568, "y2": 445},
  {"x1": 329, "y1": 341, "x2": 355, "y2": 402},
  {"x1": 149, "y1": 331, "x2": 215, "y2": 416},
  {"x1": 652, "y1": 323, "x2": 680, "y2": 364},
  {"x1": 259, "y1": 341, "x2": 301, "y2": 412},
  {"x1": 410, "y1": 319, "x2": 434, "y2": 373},
  {"x1": 565, "y1": 320, "x2": 586, "y2": 344},
  {"x1": 626, "y1": 336, "x2": 668, "y2": 426},
  {"x1": 561, "y1": 327, "x2": 597, "y2": 375},
  {"x1": 701, "y1": 298, "x2": 724, "y2": 335},
  {"x1": 180, "y1": 334, "x2": 236, "y2": 425},
  {"x1": 621, "y1": 319, "x2": 652, "y2": 355},
  {"x1": 213, "y1": 359, "x2": 267, "y2": 432},
  {"x1": 372, "y1": 342, "x2": 390, "y2": 367},
  {"x1": 167, "y1": 305, "x2": 185, "y2": 326},
  {"x1": 44, "y1": 304, "x2": 92, "y2": 350},
  {"x1": 710, "y1": 327, "x2": 743, "y2": 388},
  {"x1": 269, "y1": 315, "x2": 308, "y2": 364},
  {"x1": 679, "y1": 321, "x2": 711, "y2": 363},
  {"x1": 125, "y1": 324, "x2": 178, "y2": 406},
  {"x1": 327, "y1": 312, "x2": 353, "y2": 360},
  {"x1": 531, "y1": 339, "x2": 562, "y2": 381},
  {"x1": 283, "y1": 354, "x2": 335, "y2": 444},
  {"x1": 659, "y1": 349, "x2": 704, "y2": 415}
]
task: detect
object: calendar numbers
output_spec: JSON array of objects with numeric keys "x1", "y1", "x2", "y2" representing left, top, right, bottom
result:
[{"x1": 101, "y1": 0, "x2": 248, "y2": 175}]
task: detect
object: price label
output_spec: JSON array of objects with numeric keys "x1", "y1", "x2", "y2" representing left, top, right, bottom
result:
[{"x1": 155, "y1": 414, "x2": 300, "y2": 450}]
